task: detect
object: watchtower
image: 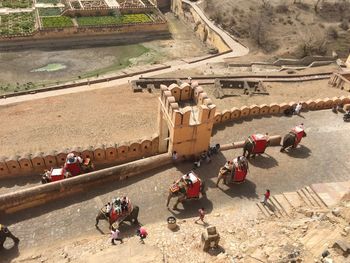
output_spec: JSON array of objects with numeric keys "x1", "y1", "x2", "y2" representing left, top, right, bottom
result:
[{"x1": 158, "y1": 82, "x2": 216, "y2": 158}]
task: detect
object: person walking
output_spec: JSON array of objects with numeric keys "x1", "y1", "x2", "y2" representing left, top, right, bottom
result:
[
  {"x1": 261, "y1": 189, "x2": 270, "y2": 206},
  {"x1": 294, "y1": 102, "x2": 302, "y2": 115},
  {"x1": 111, "y1": 227, "x2": 123, "y2": 245},
  {"x1": 137, "y1": 226, "x2": 148, "y2": 243},
  {"x1": 195, "y1": 207, "x2": 206, "y2": 224}
]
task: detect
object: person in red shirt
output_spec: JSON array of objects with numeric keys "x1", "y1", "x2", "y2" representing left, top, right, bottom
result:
[
  {"x1": 261, "y1": 189, "x2": 270, "y2": 205},
  {"x1": 137, "y1": 226, "x2": 148, "y2": 243},
  {"x1": 195, "y1": 207, "x2": 206, "y2": 224}
]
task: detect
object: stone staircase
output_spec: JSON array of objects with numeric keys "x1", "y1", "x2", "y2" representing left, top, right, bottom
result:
[{"x1": 257, "y1": 186, "x2": 329, "y2": 218}]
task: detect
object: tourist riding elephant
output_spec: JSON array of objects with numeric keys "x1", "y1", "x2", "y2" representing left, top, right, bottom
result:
[
  {"x1": 280, "y1": 131, "x2": 307, "y2": 152},
  {"x1": 243, "y1": 138, "x2": 270, "y2": 159},
  {"x1": 95, "y1": 205, "x2": 139, "y2": 229},
  {"x1": 166, "y1": 181, "x2": 206, "y2": 210},
  {"x1": 0, "y1": 224, "x2": 19, "y2": 250},
  {"x1": 216, "y1": 165, "x2": 232, "y2": 186}
]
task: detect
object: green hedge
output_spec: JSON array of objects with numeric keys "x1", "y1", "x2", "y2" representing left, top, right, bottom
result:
[
  {"x1": 0, "y1": 0, "x2": 32, "y2": 8},
  {"x1": 42, "y1": 16, "x2": 74, "y2": 28},
  {"x1": 0, "y1": 12, "x2": 35, "y2": 36},
  {"x1": 77, "y1": 14, "x2": 152, "y2": 26}
]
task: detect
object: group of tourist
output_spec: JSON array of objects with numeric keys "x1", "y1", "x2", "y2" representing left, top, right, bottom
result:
[{"x1": 105, "y1": 196, "x2": 130, "y2": 216}]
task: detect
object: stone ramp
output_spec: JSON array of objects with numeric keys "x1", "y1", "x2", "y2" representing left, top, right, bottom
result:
[{"x1": 256, "y1": 181, "x2": 350, "y2": 218}]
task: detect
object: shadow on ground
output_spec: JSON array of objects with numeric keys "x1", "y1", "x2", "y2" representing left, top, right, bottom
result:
[{"x1": 285, "y1": 145, "x2": 311, "y2": 159}]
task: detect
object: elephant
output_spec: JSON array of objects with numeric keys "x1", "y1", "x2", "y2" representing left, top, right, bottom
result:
[
  {"x1": 0, "y1": 225, "x2": 19, "y2": 250},
  {"x1": 166, "y1": 181, "x2": 206, "y2": 210},
  {"x1": 243, "y1": 138, "x2": 270, "y2": 159},
  {"x1": 280, "y1": 131, "x2": 307, "y2": 152},
  {"x1": 95, "y1": 205, "x2": 139, "y2": 229},
  {"x1": 216, "y1": 166, "x2": 232, "y2": 187}
]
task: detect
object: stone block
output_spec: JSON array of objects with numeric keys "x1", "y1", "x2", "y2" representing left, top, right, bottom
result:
[
  {"x1": 141, "y1": 139, "x2": 152, "y2": 156},
  {"x1": 203, "y1": 98, "x2": 212, "y2": 106},
  {"x1": 344, "y1": 104, "x2": 350, "y2": 111},
  {"x1": 198, "y1": 92, "x2": 208, "y2": 105},
  {"x1": 81, "y1": 148, "x2": 94, "y2": 160},
  {"x1": 168, "y1": 84, "x2": 180, "y2": 101},
  {"x1": 306, "y1": 100, "x2": 316, "y2": 110},
  {"x1": 323, "y1": 98, "x2": 333, "y2": 109},
  {"x1": 214, "y1": 113, "x2": 222, "y2": 124},
  {"x1": 43, "y1": 153, "x2": 57, "y2": 168},
  {"x1": 93, "y1": 146, "x2": 106, "y2": 162},
  {"x1": 181, "y1": 107, "x2": 192, "y2": 125},
  {"x1": 18, "y1": 155, "x2": 33, "y2": 173},
  {"x1": 0, "y1": 159, "x2": 9, "y2": 177},
  {"x1": 198, "y1": 105, "x2": 210, "y2": 123},
  {"x1": 259, "y1": 104, "x2": 269, "y2": 115},
  {"x1": 332, "y1": 97, "x2": 342, "y2": 106},
  {"x1": 221, "y1": 110, "x2": 231, "y2": 122},
  {"x1": 279, "y1": 103, "x2": 290, "y2": 113},
  {"x1": 6, "y1": 157, "x2": 20, "y2": 175},
  {"x1": 117, "y1": 145, "x2": 128, "y2": 160},
  {"x1": 230, "y1": 107, "x2": 241, "y2": 119},
  {"x1": 249, "y1": 105, "x2": 260, "y2": 116},
  {"x1": 128, "y1": 142, "x2": 142, "y2": 158},
  {"x1": 315, "y1": 99, "x2": 325, "y2": 110},
  {"x1": 240, "y1": 106, "x2": 250, "y2": 117},
  {"x1": 180, "y1": 83, "x2": 191, "y2": 100},
  {"x1": 269, "y1": 103, "x2": 280, "y2": 114},
  {"x1": 151, "y1": 135, "x2": 159, "y2": 154},
  {"x1": 193, "y1": 86, "x2": 204, "y2": 104},
  {"x1": 31, "y1": 153, "x2": 45, "y2": 171},
  {"x1": 340, "y1": 96, "x2": 350, "y2": 105},
  {"x1": 173, "y1": 111, "x2": 182, "y2": 126},
  {"x1": 56, "y1": 151, "x2": 68, "y2": 166},
  {"x1": 105, "y1": 144, "x2": 117, "y2": 161}
]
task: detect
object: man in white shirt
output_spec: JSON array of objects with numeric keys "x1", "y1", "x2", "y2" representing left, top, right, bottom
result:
[
  {"x1": 111, "y1": 228, "x2": 123, "y2": 245},
  {"x1": 294, "y1": 103, "x2": 302, "y2": 115}
]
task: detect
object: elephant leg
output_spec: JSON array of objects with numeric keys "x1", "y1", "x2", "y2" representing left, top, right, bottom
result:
[
  {"x1": 173, "y1": 199, "x2": 180, "y2": 210},
  {"x1": 7, "y1": 232, "x2": 19, "y2": 244},
  {"x1": 166, "y1": 192, "x2": 172, "y2": 207},
  {"x1": 216, "y1": 173, "x2": 223, "y2": 187},
  {"x1": 280, "y1": 146, "x2": 285, "y2": 152},
  {"x1": 247, "y1": 151, "x2": 251, "y2": 159}
]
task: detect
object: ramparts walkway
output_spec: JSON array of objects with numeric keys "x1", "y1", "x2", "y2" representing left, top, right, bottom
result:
[{"x1": 0, "y1": 0, "x2": 248, "y2": 106}]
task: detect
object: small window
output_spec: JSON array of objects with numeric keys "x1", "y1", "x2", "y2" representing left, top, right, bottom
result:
[
  {"x1": 0, "y1": 168, "x2": 3, "y2": 171},
  {"x1": 133, "y1": 149, "x2": 136, "y2": 152},
  {"x1": 98, "y1": 153, "x2": 101, "y2": 156},
  {"x1": 122, "y1": 150, "x2": 125, "y2": 153},
  {"x1": 25, "y1": 164, "x2": 28, "y2": 167},
  {"x1": 12, "y1": 166, "x2": 16, "y2": 169},
  {"x1": 49, "y1": 161, "x2": 52, "y2": 164},
  {"x1": 110, "y1": 152, "x2": 113, "y2": 155},
  {"x1": 144, "y1": 146, "x2": 148, "y2": 149},
  {"x1": 37, "y1": 163, "x2": 41, "y2": 166}
]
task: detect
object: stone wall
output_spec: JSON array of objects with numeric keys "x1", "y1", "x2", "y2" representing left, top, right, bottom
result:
[
  {"x1": 171, "y1": 0, "x2": 230, "y2": 53},
  {"x1": 329, "y1": 73, "x2": 350, "y2": 92},
  {"x1": 0, "y1": 135, "x2": 161, "y2": 178},
  {"x1": 213, "y1": 96, "x2": 350, "y2": 125}
]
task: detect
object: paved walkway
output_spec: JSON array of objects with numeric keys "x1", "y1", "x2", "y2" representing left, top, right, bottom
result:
[
  {"x1": 0, "y1": 0, "x2": 249, "y2": 106},
  {"x1": 3, "y1": 110, "x2": 350, "y2": 251}
]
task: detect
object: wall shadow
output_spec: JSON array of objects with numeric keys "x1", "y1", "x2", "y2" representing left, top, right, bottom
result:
[{"x1": 1, "y1": 243, "x2": 20, "y2": 263}]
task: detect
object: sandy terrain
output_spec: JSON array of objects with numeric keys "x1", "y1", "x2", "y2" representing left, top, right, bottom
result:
[{"x1": 0, "y1": 77, "x2": 349, "y2": 157}]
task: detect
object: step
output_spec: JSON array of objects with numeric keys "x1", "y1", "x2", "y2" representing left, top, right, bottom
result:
[
  {"x1": 305, "y1": 186, "x2": 328, "y2": 208},
  {"x1": 269, "y1": 197, "x2": 287, "y2": 217},
  {"x1": 274, "y1": 194, "x2": 293, "y2": 215},
  {"x1": 266, "y1": 199, "x2": 282, "y2": 218},
  {"x1": 270, "y1": 196, "x2": 289, "y2": 217},
  {"x1": 283, "y1": 192, "x2": 304, "y2": 208},
  {"x1": 297, "y1": 190, "x2": 313, "y2": 207},
  {"x1": 256, "y1": 202, "x2": 273, "y2": 217},
  {"x1": 300, "y1": 188, "x2": 319, "y2": 207}
]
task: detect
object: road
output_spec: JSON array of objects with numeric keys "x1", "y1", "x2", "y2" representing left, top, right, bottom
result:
[
  {"x1": 0, "y1": 1, "x2": 249, "y2": 106},
  {"x1": 3, "y1": 110, "x2": 350, "y2": 253}
]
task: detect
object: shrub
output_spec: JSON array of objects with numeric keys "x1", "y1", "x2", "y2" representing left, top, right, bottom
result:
[
  {"x1": 327, "y1": 26, "x2": 338, "y2": 39},
  {"x1": 339, "y1": 20, "x2": 349, "y2": 31},
  {"x1": 275, "y1": 4, "x2": 289, "y2": 13},
  {"x1": 41, "y1": 16, "x2": 74, "y2": 28}
]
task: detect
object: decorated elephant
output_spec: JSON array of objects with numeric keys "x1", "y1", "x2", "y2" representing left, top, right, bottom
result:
[
  {"x1": 280, "y1": 130, "x2": 307, "y2": 152},
  {"x1": 243, "y1": 134, "x2": 270, "y2": 159},
  {"x1": 216, "y1": 163, "x2": 233, "y2": 186},
  {"x1": 166, "y1": 174, "x2": 206, "y2": 210},
  {"x1": 0, "y1": 224, "x2": 19, "y2": 250},
  {"x1": 95, "y1": 203, "x2": 139, "y2": 229},
  {"x1": 216, "y1": 157, "x2": 248, "y2": 186}
]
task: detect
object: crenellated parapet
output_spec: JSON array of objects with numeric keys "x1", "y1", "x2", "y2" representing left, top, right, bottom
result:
[
  {"x1": 160, "y1": 82, "x2": 216, "y2": 128},
  {"x1": 158, "y1": 82, "x2": 217, "y2": 157}
]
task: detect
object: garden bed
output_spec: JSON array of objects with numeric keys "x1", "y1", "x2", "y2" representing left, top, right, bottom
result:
[
  {"x1": 0, "y1": 12, "x2": 35, "y2": 36},
  {"x1": 36, "y1": 0, "x2": 61, "y2": 4},
  {"x1": 77, "y1": 14, "x2": 152, "y2": 26},
  {"x1": 0, "y1": 0, "x2": 33, "y2": 8},
  {"x1": 41, "y1": 16, "x2": 74, "y2": 28},
  {"x1": 38, "y1": 8, "x2": 62, "y2": 17}
]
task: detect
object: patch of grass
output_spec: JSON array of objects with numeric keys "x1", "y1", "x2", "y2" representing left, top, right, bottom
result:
[
  {"x1": 0, "y1": 12, "x2": 35, "y2": 36},
  {"x1": 0, "y1": 0, "x2": 32, "y2": 8},
  {"x1": 36, "y1": 0, "x2": 60, "y2": 4},
  {"x1": 39, "y1": 8, "x2": 62, "y2": 17},
  {"x1": 41, "y1": 16, "x2": 74, "y2": 28},
  {"x1": 76, "y1": 14, "x2": 152, "y2": 26}
]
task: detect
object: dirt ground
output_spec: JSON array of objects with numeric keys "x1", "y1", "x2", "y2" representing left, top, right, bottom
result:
[
  {"x1": 202, "y1": 0, "x2": 350, "y2": 60},
  {"x1": 7, "y1": 198, "x2": 350, "y2": 263},
  {"x1": 0, "y1": 13, "x2": 209, "y2": 90},
  {"x1": 0, "y1": 77, "x2": 349, "y2": 157}
]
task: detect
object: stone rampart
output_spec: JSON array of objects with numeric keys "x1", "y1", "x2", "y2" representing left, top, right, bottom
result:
[
  {"x1": 213, "y1": 96, "x2": 350, "y2": 125},
  {"x1": 0, "y1": 135, "x2": 161, "y2": 179}
]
